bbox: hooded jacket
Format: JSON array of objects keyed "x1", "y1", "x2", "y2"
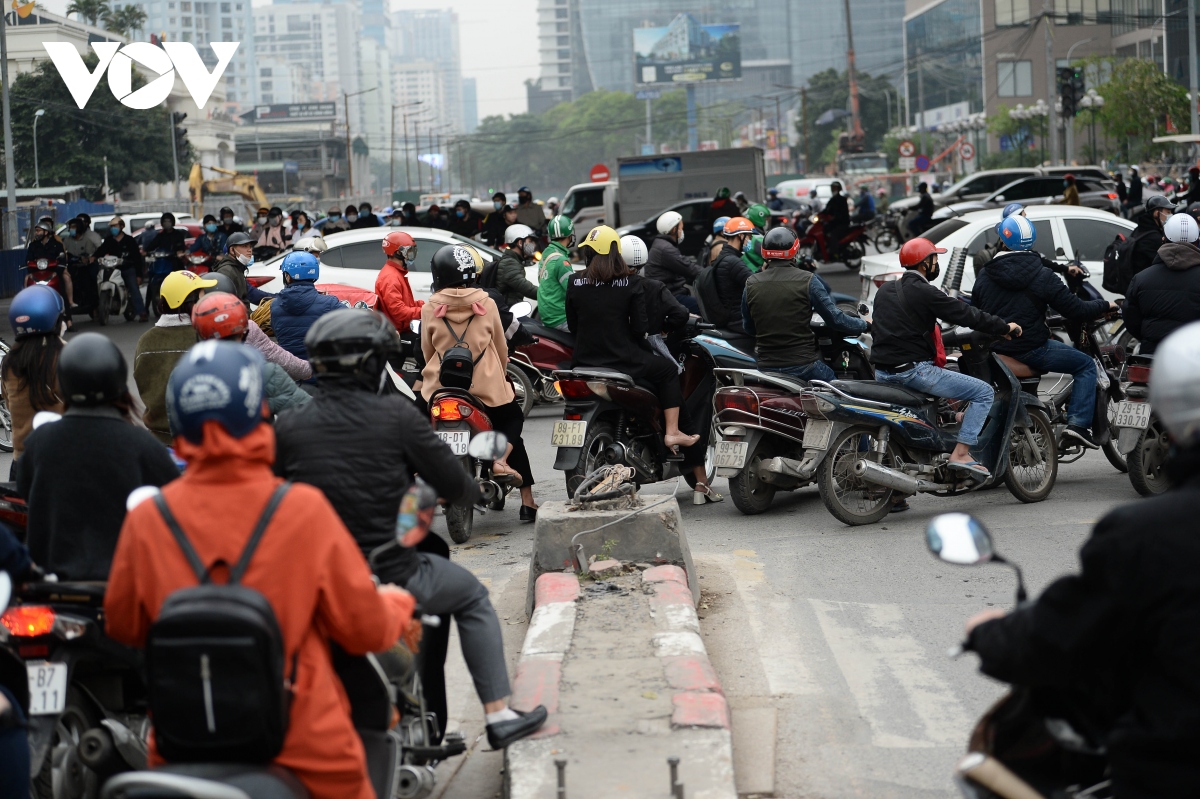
[
  {"x1": 1124, "y1": 242, "x2": 1200, "y2": 353},
  {"x1": 105, "y1": 421, "x2": 415, "y2": 799},
  {"x1": 134, "y1": 317, "x2": 199, "y2": 443},
  {"x1": 271, "y1": 282, "x2": 342, "y2": 361},
  {"x1": 374, "y1": 260, "x2": 424, "y2": 329},
  {"x1": 971, "y1": 249, "x2": 1108, "y2": 356},
  {"x1": 645, "y1": 235, "x2": 701, "y2": 296},
  {"x1": 492, "y1": 251, "x2": 538, "y2": 307},
  {"x1": 420, "y1": 286, "x2": 513, "y2": 407},
  {"x1": 711, "y1": 243, "x2": 753, "y2": 332}
]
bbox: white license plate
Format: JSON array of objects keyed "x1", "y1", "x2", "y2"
[
  {"x1": 803, "y1": 420, "x2": 834, "y2": 450},
  {"x1": 26, "y1": 661, "x2": 68, "y2": 715},
  {"x1": 1114, "y1": 401, "x2": 1151, "y2": 431},
  {"x1": 713, "y1": 441, "x2": 748, "y2": 469},
  {"x1": 436, "y1": 430, "x2": 470, "y2": 456},
  {"x1": 551, "y1": 420, "x2": 588, "y2": 448}
]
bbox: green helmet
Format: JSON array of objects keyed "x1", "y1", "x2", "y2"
[
  {"x1": 716, "y1": 187, "x2": 731, "y2": 199},
  {"x1": 547, "y1": 214, "x2": 574, "y2": 239},
  {"x1": 746, "y1": 204, "x2": 771, "y2": 230},
  {"x1": 742, "y1": 234, "x2": 764, "y2": 273}
]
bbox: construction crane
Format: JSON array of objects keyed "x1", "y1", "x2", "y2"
[
  {"x1": 188, "y1": 163, "x2": 271, "y2": 219},
  {"x1": 839, "y1": 0, "x2": 866, "y2": 156}
]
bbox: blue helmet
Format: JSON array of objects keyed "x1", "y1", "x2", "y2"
[
  {"x1": 1001, "y1": 202, "x2": 1025, "y2": 219},
  {"x1": 9, "y1": 284, "x2": 63, "y2": 339},
  {"x1": 712, "y1": 216, "x2": 731, "y2": 235},
  {"x1": 998, "y1": 214, "x2": 1036, "y2": 251},
  {"x1": 166, "y1": 340, "x2": 266, "y2": 444},
  {"x1": 281, "y1": 251, "x2": 319, "y2": 281}
]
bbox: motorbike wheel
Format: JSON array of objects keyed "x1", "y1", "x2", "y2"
[
  {"x1": 34, "y1": 687, "x2": 103, "y2": 799},
  {"x1": 873, "y1": 228, "x2": 900, "y2": 253},
  {"x1": 729, "y1": 440, "x2": 777, "y2": 515},
  {"x1": 841, "y1": 240, "x2": 866, "y2": 270},
  {"x1": 1128, "y1": 418, "x2": 1171, "y2": 496},
  {"x1": 96, "y1": 289, "x2": 111, "y2": 326},
  {"x1": 1004, "y1": 408, "x2": 1058, "y2": 503},
  {"x1": 1102, "y1": 398, "x2": 1129, "y2": 473},
  {"x1": 507, "y1": 363, "x2": 536, "y2": 418},
  {"x1": 445, "y1": 503, "x2": 474, "y2": 544},
  {"x1": 816, "y1": 427, "x2": 893, "y2": 526},
  {"x1": 564, "y1": 421, "x2": 617, "y2": 498},
  {"x1": 0, "y1": 396, "x2": 13, "y2": 453}
]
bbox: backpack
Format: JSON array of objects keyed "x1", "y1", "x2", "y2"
[
  {"x1": 145, "y1": 483, "x2": 295, "y2": 764},
  {"x1": 1102, "y1": 230, "x2": 1149, "y2": 295},
  {"x1": 694, "y1": 265, "x2": 730, "y2": 327},
  {"x1": 439, "y1": 316, "x2": 483, "y2": 390},
  {"x1": 477, "y1": 259, "x2": 499, "y2": 289}
]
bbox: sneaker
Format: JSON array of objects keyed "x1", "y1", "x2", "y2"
[
  {"x1": 486, "y1": 706, "x2": 548, "y2": 749},
  {"x1": 1064, "y1": 425, "x2": 1100, "y2": 450}
]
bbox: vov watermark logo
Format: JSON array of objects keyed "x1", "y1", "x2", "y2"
[{"x1": 43, "y1": 42, "x2": 239, "y2": 110}]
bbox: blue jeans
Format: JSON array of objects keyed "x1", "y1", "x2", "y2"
[
  {"x1": 1015, "y1": 339, "x2": 1096, "y2": 427},
  {"x1": 876, "y1": 361, "x2": 994, "y2": 446},
  {"x1": 674, "y1": 293, "x2": 699, "y2": 315},
  {"x1": 764, "y1": 360, "x2": 836, "y2": 382},
  {"x1": 121, "y1": 267, "x2": 147, "y2": 316}
]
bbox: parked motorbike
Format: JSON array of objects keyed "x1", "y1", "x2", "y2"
[
  {"x1": 798, "y1": 213, "x2": 870, "y2": 270},
  {"x1": 925, "y1": 513, "x2": 1111, "y2": 799},
  {"x1": 428, "y1": 394, "x2": 512, "y2": 543},
  {"x1": 95, "y1": 256, "x2": 134, "y2": 327},
  {"x1": 1114, "y1": 355, "x2": 1169, "y2": 496}
]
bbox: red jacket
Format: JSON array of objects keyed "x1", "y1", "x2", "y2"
[{"x1": 375, "y1": 260, "x2": 423, "y2": 329}]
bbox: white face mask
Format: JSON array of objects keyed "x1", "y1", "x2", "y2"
[
  {"x1": 677, "y1": 230, "x2": 685, "y2": 244},
  {"x1": 522, "y1": 241, "x2": 537, "y2": 257},
  {"x1": 236, "y1": 251, "x2": 253, "y2": 266}
]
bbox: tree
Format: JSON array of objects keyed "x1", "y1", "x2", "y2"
[
  {"x1": 5, "y1": 58, "x2": 181, "y2": 198},
  {"x1": 104, "y1": 3, "x2": 146, "y2": 36},
  {"x1": 1095, "y1": 58, "x2": 1188, "y2": 162},
  {"x1": 66, "y1": 0, "x2": 110, "y2": 26},
  {"x1": 797, "y1": 68, "x2": 900, "y2": 169}
]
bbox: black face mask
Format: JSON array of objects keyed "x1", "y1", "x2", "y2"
[{"x1": 925, "y1": 259, "x2": 941, "y2": 282}]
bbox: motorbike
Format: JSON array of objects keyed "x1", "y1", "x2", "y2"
[
  {"x1": 511, "y1": 317, "x2": 575, "y2": 415},
  {"x1": 24, "y1": 259, "x2": 63, "y2": 294},
  {"x1": 925, "y1": 513, "x2": 1111, "y2": 799},
  {"x1": 794, "y1": 327, "x2": 1057, "y2": 526},
  {"x1": 427, "y1": 395, "x2": 514, "y2": 543},
  {"x1": 869, "y1": 210, "x2": 904, "y2": 253},
  {"x1": 147, "y1": 250, "x2": 177, "y2": 321},
  {"x1": 95, "y1": 256, "x2": 134, "y2": 326},
  {"x1": 797, "y1": 213, "x2": 870, "y2": 270},
  {"x1": 1113, "y1": 355, "x2": 1169, "y2": 496},
  {"x1": 183, "y1": 251, "x2": 212, "y2": 275}
]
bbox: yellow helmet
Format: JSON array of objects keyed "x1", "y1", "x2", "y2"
[
  {"x1": 578, "y1": 224, "x2": 621, "y2": 256},
  {"x1": 160, "y1": 269, "x2": 218, "y2": 311}
]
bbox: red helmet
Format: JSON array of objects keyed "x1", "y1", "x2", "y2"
[
  {"x1": 382, "y1": 230, "x2": 417, "y2": 262},
  {"x1": 898, "y1": 237, "x2": 947, "y2": 269},
  {"x1": 192, "y1": 292, "x2": 249, "y2": 340},
  {"x1": 760, "y1": 226, "x2": 799, "y2": 260}
]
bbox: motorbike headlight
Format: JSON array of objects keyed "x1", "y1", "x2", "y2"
[{"x1": 809, "y1": 214, "x2": 819, "y2": 224}]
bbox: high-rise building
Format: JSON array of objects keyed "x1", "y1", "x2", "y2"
[
  {"x1": 256, "y1": 56, "x2": 311, "y2": 105},
  {"x1": 463, "y1": 77, "x2": 478, "y2": 133},
  {"x1": 390, "y1": 9, "x2": 463, "y2": 132},
  {"x1": 252, "y1": 2, "x2": 360, "y2": 104},
  {"x1": 358, "y1": 36, "x2": 393, "y2": 166}
]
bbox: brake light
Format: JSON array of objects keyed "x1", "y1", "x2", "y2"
[
  {"x1": 715, "y1": 389, "x2": 759, "y2": 414},
  {"x1": 557, "y1": 380, "x2": 594, "y2": 400},
  {"x1": 1127, "y1": 364, "x2": 1152, "y2": 384},
  {"x1": 872, "y1": 271, "x2": 904, "y2": 288},
  {"x1": 431, "y1": 398, "x2": 473, "y2": 421},
  {"x1": 1, "y1": 606, "x2": 56, "y2": 637},
  {"x1": 246, "y1": 275, "x2": 274, "y2": 287},
  {"x1": 1106, "y1": 193, "x2": 1118, "y2": 200}
]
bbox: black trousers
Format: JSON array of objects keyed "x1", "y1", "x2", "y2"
[
  {"x1": 637, "y1": 354, "x2": 684, "y2": 410},
  {"x1": 484, "y1": 399, "x2": 534, "y2": 487}
]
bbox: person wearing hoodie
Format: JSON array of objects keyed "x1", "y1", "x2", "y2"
[
  {"x1": 1125, "y1": 213, "x2": 1200, "y2": 354},
  {"x1": 481, "y1": 192, "x2": 508, "y2": 247},
  {"x1": 711, "y1": 217, "x2": 756, "y2": 332},
  {"x1": 271, "y1": 251, "x2": 342, "y2": 362},
  {"x1": 645, "y1": 210, "x2": 701, "y2": 314},
  {"x1": 972, "y1": 214, "x2": 1115, "y2": 449}
]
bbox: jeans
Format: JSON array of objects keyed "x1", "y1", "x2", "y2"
[
  {"x1": 763, "y1": 360, "x2": 836, "y2": 383},
  {"x1": 876, "y1": 361, "x2": 995, "y2": 446},
  {"x1": 674, "y1": 293, "x2": 699, "y2": 315},
  {"x1": 1016, "y1": 339, "x2": 1096, "y2": 427},
  {"x1": 0, "y1": 685, "x2": 28, "y2": 799},
  {"x1": 120, "y1": 268, "x2": 147, "y2": 316}
]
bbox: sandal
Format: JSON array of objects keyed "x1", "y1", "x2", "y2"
[
  {"x1": 948, "y1": 460, "x2": 990, "y2": 479},
  {"x1": 693, "y1": 483, "x2": 724, "y2": 505},
  {"x1": 492, "y1": 463, "x2": 524, "y2": 488},
  {"x1": 890, "y1": 498, "x2": 911, "y2": 513}
]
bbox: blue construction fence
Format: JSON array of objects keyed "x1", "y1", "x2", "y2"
[
  {"x1": 0, "y1": 249, "x2": 29, "y2": 298},
  {"x1": 11, "y1": 199, "x2": 116, "y2": 243}
]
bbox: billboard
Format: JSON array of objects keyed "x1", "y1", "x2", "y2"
[
  {"x1": 240, "y1": 103, "x2": 338, "y2": 124},
  {"x1": 634, "y1": 15, "x2": 740, "y2": 86}
]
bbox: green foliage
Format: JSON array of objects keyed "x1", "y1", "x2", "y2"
[
  {"x1": 1095, "y1": 58, "x2": 1189, "y2": 161},
  {"x1": 105, "y1": 4, "x2": 146, "y2": 35},
  {"x1": 7, "y1": 58, "x2": 181, "y2": 198},
  {"x1": 66, "y1": 0, "x2": 109, "y2": 25},
  {"x1": 797, "y1": 68, "x2": 901, "y2": 169}
]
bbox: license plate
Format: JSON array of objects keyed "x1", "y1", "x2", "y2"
[
  {"x1": 436, "y1": 430, "x2": 470, "y2": 456},
  {"x1": 26, "y1": 661, "x2": 67, "y2": 715},
  {"x1": 803, "y1": 420, "x2": 834, "y2": 449},
  {"x1": 713, "y1": 441, "x2": 748, "y2": 469},
  {"x1": 551, "y1": 420, "x2": 588, "y2": 448},
  {"x1": 1113, "y1": 401, "x2": 1151, "y2": 431}
]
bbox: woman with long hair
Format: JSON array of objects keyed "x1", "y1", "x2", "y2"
[{"x1": 2, "y1": 285, "x2": 65, "y2": 461}]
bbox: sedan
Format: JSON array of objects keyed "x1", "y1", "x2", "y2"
[{"x1": 933, "y1": 175, "x2": 1120, "y2": 220}]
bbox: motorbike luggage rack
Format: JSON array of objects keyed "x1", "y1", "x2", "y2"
[{"x1": 806, "y1": 379, "x2": 894, "y2": 410}]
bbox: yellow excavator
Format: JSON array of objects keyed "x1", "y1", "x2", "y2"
[{"x1": 188, "y1": 164, "x2": 271, "y2": 218}]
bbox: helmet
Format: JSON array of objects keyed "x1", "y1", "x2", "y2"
[
  {"x1": 1063, "y1": 173, "x2": 1075, "y2": 182},
  {"x1": 1001, "y1": 202, "x2": 1025, "y2": 219},
  {"x1": 306, "y1": 308, "x2": 402, "y2": 379},
  {"x1": 226, "y1": 231, "x2": 253, "y2": 248},
  {"x1": 1189, "y1": 166, "x2": 1199, "y2": 175},
  {"x1": 293, "y1": 235, "x2": 327, "y2": 254},
  {"x1": 1151, "y1": 322, "x2": 1200, "y2": 447},
  {"x1": 578, "y1": 225, "x2": 621, "y2": 256},
  {"x1": 761, "y1": 226, "x2": 799, "y2": 260},
  {"x1": 899, "y1": 237, "x2": 948, "y2": 269},
  {"x1": 206, "y1": 271, "x2": 238, "y2": 295},
  {"x1": 219, "y1": 206, "x2": 234, "y2": 218},
  {"x1": 722, "y1": 217, "x2": 755, "y2": 236},
  {"x1": 280, "y1": 251, "x2": 319, "y2": 281},
  {"x1": 745, "y1": 204, "x2": 770, "y2": 230},
  {"x1": 8, "y1": 285, "x2": 63, "y2": 338},
  {"x1": 877, "y1": 188, "x2": 887, "y2": 197},
  {"x1": 712, "y1": 216, "x2": 730, "y2": 235},
  {"x1": 1146, "y1": 194, "x2": 1175, "y2": 212},
  {"x1": 768, "y1": 188, "x2": 778, "y2": 196},
  {"x1": 1165, "y1": 213, "x2": 1200, "y2": 243},
  {"x1": 160, "y1": 270, "x2": 218, "y2": 311},
  {"x1": 166, "y1": 340, "x2": 266, "y2": 444},
  {"x1": 547, "y1": 196, "x2": 560, "y2": 206},
  {"x1": 431, "y1": 244, "x2": 481, "y2": 289},
  {"x1": 656, "y1": 210, "x2": 683, "y2": 235},
  {"x1": 830, "y1": 181, "x2": 843, "y2": 192},
  {"x1": 58, "y1": 333, "x2": 126, "y2": 407},
  {"x1": 504, "y1": 224, "x2": 535, "y2": 245},
  {"x1": 619, "y1": 235, "x2": 648, "y2": 268},
  {"x1": 382, "y1": 230, "x2": 417, "y2": 261},
  {"x1": 547, "y1": 215, "x2": 574, "y2": 239},
  {"x1": 716, "y1": 187, "x2": 731, "y2": 199},
  {"x1": 998, "y1": 215, "x2": 1036, "y2": 251},
  {"x1": 192, "y1": 292, "x2": 249, "y2": 340}
]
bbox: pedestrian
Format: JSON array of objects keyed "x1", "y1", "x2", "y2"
[
  {"x1": 538, "y1": 216, "x2": 575, "y2": 330},
  {"x1": 1060, "y1": 173, "x2": 1081, "y2": 206},
  {"x1": 93, "y1": 216, "x2": 149, "y2": 322},
  {"x1": 481, "y1": 192, "x2": 508, "y2": 247},
  {"x1": 1, "y1": 286, "x2": 65, "y2": 463},
  {"x1": 513, "y1": 186, "x2": 545, "y2": 234},
  {"x1": 1114, "y1": 171, "x2": 1127, "y2": 211},
  {"x1": 270, "y1": 251, "x2": 342, "y2": 361},
  {"x1": 1126, "y1": 165, "x2": 1143, "y2": 216},
  {"x1": 323, "y1": 205, "x2": 350, "y2": 233},
  {"x1": 448, "y1": 199, "x2": 483, "y2": 239}
]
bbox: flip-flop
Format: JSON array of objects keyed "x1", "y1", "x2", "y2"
[
  {"x1": 948, "y1": 460, "x2": 990, "y2": 479},
  {"x1": 889, "y1": 498, "x2": 911, "y2": 513}
]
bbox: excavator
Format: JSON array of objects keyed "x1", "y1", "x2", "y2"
[{"x1": 188, "y1": 163, "x2": 271, "y2": 219}]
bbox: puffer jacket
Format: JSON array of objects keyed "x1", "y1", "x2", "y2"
[
  {"x1": 712, "y1": 243, "x2": 753, "y2": 333},
  {"x1": 213, "y1": 254, "x2": 249, "y2": 306},
  {"x1": 246, "y1": 320, "x2": 312, "y2": 381},
  {"x1": 493, "y1": 251, "x2": 538, "y2": 307},
  {"x1": 971, "y1": 250, "x2": 1108, "y2": 355},
  {"x1": 271, "y1": 282, "x2": 342, "y2": 361},
  {"x1": 1125, "y1": 242, "x2": 1200, "y2": 353},
  {"x1": 264, "y1": 361, "x2": 310, "y2": 415},
  {"x1": 645, "y1": 235, "x2": 701, "y2": 296},
  {"x1": 1129, "y1": 213, "x2": 1166, "y2": 279},
  {"x1": 419, "y1": 286, "x2": 513, "y2": 407}
]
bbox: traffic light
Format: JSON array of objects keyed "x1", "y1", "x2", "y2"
[
  {"x1": 172, "y1": 111, "x2": 188, "y2": 155},
  {"x1": 1057, "y1": 66, "x2": 1085, "y2": 118},
  {"x1": 1070, "y1": 69, "x2": 1086, "y2": 114}
]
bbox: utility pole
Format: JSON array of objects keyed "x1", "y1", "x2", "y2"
[
  {"x1": 843, "y1": 0, "x2": 864, "y2": 145},
  {"x1": 389, "y1": 103, "x2": 396, "y2": 200},
  {"x1": 1189, "y1": 0, "x2": 1199, "y2": 150},
  {"x1": 1044, "y1": 2, "x2": 1060, "y2": 166},
  {"x1": 917, "y1": 49, "x2": 926, "y2": 156},
  {"x1": 645, "y1": 96, "x2": 652, "y2": 153},
  {"x1": 1, "y1": 5, "x2": 18, "y2": 248},
  {"x1": 343, "y1": 91, "x2": 353, "y2": 197},
  {"x1": 686, "y1": 85, "x2": 698, "y2": 151},
  {"x1": 774, "y1": 94, "x2": 783, "y2": 174},
  {"x1": 801, "y1": 87, "x2": 809, "y2": 173},
  {"x1": 402, "y1": 111, "x2": 413, "y2": 192},
  {"x1": 169, "y1": 112, "x2": 180, "y2": 199}
]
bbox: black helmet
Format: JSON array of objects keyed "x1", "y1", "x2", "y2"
[
  {"x1": 226, "y1": 231, "x2": 253, "y2": 248},
  {"x1": 1146, "y1": 194, "x2": 1175, "y2": 212},
  {"x1": 57, "y1": 332, "x2": 127, "y2": 407},
  {"x1": 206, "y1": 271, "x2": 239, "y2": 295},
  {"x1": 305, "y1": 308, "x2": 401, "y2": 381},
  {"x1": 761, "y1": 226, "x2": 800, "y2": 260},
  {"x1": 219, "y1": 206, "x2": 234, "y2": 218},
  {"x1": 431, "y1": 244, "x2": 481, "y2": 290}
]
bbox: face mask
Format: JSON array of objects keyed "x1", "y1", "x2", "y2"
[
  {"x1": 257, "y1": 215, "x2": 267, "y2": 223},
  {"x1": 741, "y1": 238, "x2": 752, "y2": 254},
  {"x1": 205, "y1": 223, "x2": 218, "y2": 233},
  {"x1": 360, "y1": 208, "x2": 370, "y2": 216},
  {"x1": 110, "y1": 226, "x2": 121, "y2": 236},
  {"x1": 236, "y1": 251, "x2": 253, "y2": 266},
  {"x1": 677, "y1": 230, "x2": 685, "y2": 244},
  {"x1": 67, "y1": 229, "x2": 77, "y2": 238},
  {"x1": 162, "y1": 224, "x2": 173, "y2": 231},
  {"x1": 347, "y1": 213, "x2": 358, "y2": 223},
  {"x1": 522, "y1": 241, "x2": 536, "y2": 256},
  {"x1": 926, "y1": 260, "x2": 941, "y2": 281},
  {"x1": 221, "y1": 216, "x2": 233, "y2": 224},
  {"x1": 456, "y1": 209, "x2": 465, "y2": 218},
  {"x1": 1063, "y1": 180, "x2": 1069, "y2": 188},
  {"x1": 493, "y1": 201, "x2": 503, "y2": 211}
]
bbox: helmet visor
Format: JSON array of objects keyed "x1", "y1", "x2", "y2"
[{"x1": 399, "y1": 244, "x2": 417, "y2": 263}]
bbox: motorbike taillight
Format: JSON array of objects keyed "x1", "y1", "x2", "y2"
[
  {"x1": 557, "y1": 379, "x2": 594, "y2": 400},
  {"x1": 715, "y1": 389, "x2": 759, "y2": 414},
  {"x1": 432, "y1": 398, "x2": 472, "y2": 421},
  {"x1": 1, "y1": 605, "x2": 56, "y2": 637},
  {"x1": 1127, "y1": 365, "x2": 1152, "y2": 384}
]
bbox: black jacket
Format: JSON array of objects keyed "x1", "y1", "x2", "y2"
[
  {"x1": 448, "y1": 211, "x2": 482, "y2": 239},
  {"x1": 969, "y1": 470, "x2": 1200, "y2": 799},
  {"x1": 824, "y1": 193, "x2": 850, "y2": 226},
  {"x1": 645, "y1": 235, "x2": 700, "y2": 296},
  {"x1": 17, "y1": 408, "x2": 179, "y2": 580},
  {"x1": 972, "y1": 250, "x2": 1108, "y2": 355},
  {"x1": 870, "y1": 270, "x2": 1010, "y2": 368},
  {"x1": 25, "y1": 237, "x2": 64, "y2": 263},
  {"x1": 711, "y1": 243, "x2": 752, "y2": 333},
  {"x1": 1129, "y1": 213, "x2": 1165, "y2": 279},
  {"x1": 94, "y1": 233, "x2": 145, "y2": 275},
  {"x1": 1124, "y1": 243, "x2": 1200, "y2": 353},
  {"x1": 1127, "y1": 176, "x2": 1143, "y2": 205},
  {"x1": 632, "y1": 274, "x2": 688, "y2": 336},
  {"x1": 481, "y1": 211, "x2": 507, "y2": 248},
  {"x1": 566, "y1": 275, "x2": 656, "y2": 378},
  {"x1": 273, "y1": 379, "x2": 476, "y2": 583},
  {"x1": 916, "y1": 192, "x2": 935, "y2": 218}
]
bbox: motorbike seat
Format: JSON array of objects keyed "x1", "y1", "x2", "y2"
[
  {"x1": 20, "y1": 581, "x2": 106, "y2": 605},
  {"x1": 102, "y1": 764, "x2": 308, "y2": 799},
  {"x1": 522, "y1": 320, "x2": 575, "y2": 349},
  {"x1": 714, "y1": 330, "x2": 756, "y2": 353},
  {"x1": 830, "y1": 380, "x2": 930, "y2": 407},
  {"x1": 996, "y1": 353, "x2": 1043, "y2": 379},
  {"x1": 556, "y1": 367, "x2": 635, "y2": 385}
]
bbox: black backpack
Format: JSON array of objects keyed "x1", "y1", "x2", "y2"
[
  {"x1": 1102, "y1": 230, "x2": 1149, "y2": 295},
  {"x1": 439, "y1": 316, "x2": 483, "y2": 390},
  {"x1": 694, "y1": 265, "x2": 730, "y2": 327},
  {"x1": 145, "y1": 483, "x2": 296, "y2": 764}
]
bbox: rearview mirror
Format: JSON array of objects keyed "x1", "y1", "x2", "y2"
[
  {"x1": 0, "y1": 571, "x2": 10, "y2": 615},
  {"x1": 994, "y1": 195, "x2": 1005, "y2": 202},
  {"x1": 1055, "y1": 247, "x2": 1065, "y2": 257},
  {"x1": 925, "y1": 513, "x2": 995, "y2": 566},
  {"x1": 468, "y1": 430, "x2": 509, "y2": 461},
  {"x1": 509, "y1": 301, "x2": 533, "y2": 320}
]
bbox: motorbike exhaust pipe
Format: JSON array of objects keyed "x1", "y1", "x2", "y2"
[
  {"x1": 478, "y1": 480, "x2": 501, "y2": 503},
  {"x1": 395, "y1": 763, "x2": 437, "y2": 799},
  {"x1": 852, "y1": 459, "x2": 948, "y2": 495},
  {"x1": 79, "y1": 727, "x2": 124, "y2": 777}
]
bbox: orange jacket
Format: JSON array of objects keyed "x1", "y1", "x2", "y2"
[
  {"x1": 105, "y1": 421, "x2": 414, "y2": 799},
  {"x1": 375, "y1": 260, "x2": 424, "y2": 329}
]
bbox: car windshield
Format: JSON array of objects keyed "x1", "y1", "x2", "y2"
[
  {"x1": 939, "y1": 175, "x2": 976, "y2": 196},
  {"x1": 922, "y1": 219, "x2": 969, "y2": 244}
]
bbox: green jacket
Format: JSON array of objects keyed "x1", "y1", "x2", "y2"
[
  {"x1": 133, "y1": 321, "x2": 198, "y2": 443},
  {"x1": 495, "y1": 251, "x2": 539, "y2": 307},
  {"x1": 536, "y1": 241, "x2": 573, "y2": 327},
  {"x1": 264, "y1": 361, "x2": 311, "y2": 416}
]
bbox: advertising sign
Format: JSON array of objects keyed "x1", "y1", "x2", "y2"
[
  {"x1": 242, "y1": 103, "x2": 338, "y2": 124},
  {"x1": 634, "y1": 15, "x2": 740, "y2": 85}
]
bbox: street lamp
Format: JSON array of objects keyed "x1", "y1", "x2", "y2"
[
  {"x1": 32, "y1": 108, "x2": 44, "y2": 188},
  {"x1": 1079, "y1": 89, "x2": 1105, "y2": 164}
]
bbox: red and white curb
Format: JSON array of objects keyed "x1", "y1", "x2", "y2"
[{"x1": 508, "y1": 572, "x2": 579, "y2": 738}]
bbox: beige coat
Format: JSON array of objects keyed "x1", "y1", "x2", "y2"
[{"x1": 420, "y1": 287, "x2": 514, "y2": 408}]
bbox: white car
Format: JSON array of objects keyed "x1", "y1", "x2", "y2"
[
  {"x1": 247, "y1": 227, "x2": 539, "y2": 299},
  {"x1": 858, "y1": 205, "x2": 1135, "y2": 308}
]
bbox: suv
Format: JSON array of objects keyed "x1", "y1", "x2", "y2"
[
  {"x1": 888, "y1": 169, "x2": 1039, "y2": 214},
  {"x1": 933, "y1": 174, "x2": 1120, "y2": 218}
]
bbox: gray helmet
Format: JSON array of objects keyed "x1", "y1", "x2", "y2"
[
  {"x1": 226, "y1": 231, "x2": 254, "y2": 248},
  {"x1": 1145, "y1": 194, "x2": 1175, "y2": 212},
  {"x1": 1150, "y1": 321, "x2": 1200, "y2": 448}
]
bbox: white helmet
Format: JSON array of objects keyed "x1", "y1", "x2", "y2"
[
  {"x1": 1151, "y1": 321, "x2": 1200, "y2": 447},
  {"x1": 547, "y1": 196, "x2": 559, "y2": 206},
  {"x1": 1164, "y1": 213, "x2": 1199, "y2": 243},
  {"x1": 504, "y1": 223, "x2": 535, "y2": 245},
  {"x1": 656, "y1": 210, "x2": 683, "y2": 236},
  {"x1": 620, "y1": 235, "x2": 648, "y2": 268},
  {"x1": 293, "y1": 234, "x2": 328, "y2": 254}
]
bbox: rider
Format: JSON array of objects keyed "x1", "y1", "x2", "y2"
[
  {"x1": 94, "y1": 215, "x2": 148, "y2": 321},
  {"x1": 206, "y1": 270, "x2": 311, "y2": 382},
  {"x1": 255, "y1": 206, "x2": 289, "y2": 253},
  {"x1": 823, "y1": 181, "x2": 852, "y2": 255},
  {"x1": 1125, "y1": 213, "x2": 1200, "y2": 354},
  {"x1": 972, "y1": 215, "x2": 1115, "y2": 449},
  {"x1": 742, "y1": 227, "x2": 868, "y2": 382},
  {"x1": 323, "y1": 205, "x2": 350, "y2": 233},
  {"x1": 712, "y1": 217, "x2": 755, "y2": 333},
  {"x1": 274, "y1": 308, "x2": 549, "y2": 749},
  {"x1": 707, "y1": 187, "x2": 737, "y2": 228},
  {"x1": 188, "y1": 214, "x2": 227, "y2": 261},
  {"x1": 106, "y1": 340, "x2": 419, "y2": 799},
  {"x1": 18, "y1": 333, "x2": 179, "y2": 581},
  {"x1": 271, "y1": 251, "x2": 342, "y2": 362},
  {"x1": 871, "y1": 237, "x2": 1019, "y2": 478},
  {"x1": 25, "y1": 220, "x2": 73, "y2": 327},
  {"x1": 62, "y1": 217, "x2": 99, "y2": 314},
  {"x1": 706, "y1": 216, "x2": 730, "y2": 267},
  {"x1": 537, "y1": 215, "x2": 576, "y2": 331},
  {"x1": 646, "y1": 210, "x2": 701, "y2": 314},
  {"x1": 2, "y1": 285, "x2": 65, "y2": 462},
  {"x1": 908, "y1": 182, "x2": 935, "y2": 238},
  {"x1": 143, "y1": 212, "x2": 189, "y2": 313},
  {"x1": 491, "y1": 224, "x2": 540, "y2": 306},
  {"x1": 376, "y1": 230, "x2": 426, "y2": 366},
  {"x1": 852, "y1": 185, "x2": 876, "y2": 223},
  {"x1": 213, "y1": 230, "x2": 255, "y2": 308},
  {"x1": 767, "y1": 188, "x2": 784, "y2": 211},
  {"x1": 217, "y1": 206, "x2": 243, "y2": 236},
  {"x1": 1129, "y1": 194, "x2": 1174, "y2": 279},
  {"x1": 481, "y1": 192, "x2": 508, "y2": 247},
  {"x1": 964, "y1": 320, "x2": 1200, "y2": 798},
  {"x1": 353, "y1": 202, "x2": 381, "y2": 229}
]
